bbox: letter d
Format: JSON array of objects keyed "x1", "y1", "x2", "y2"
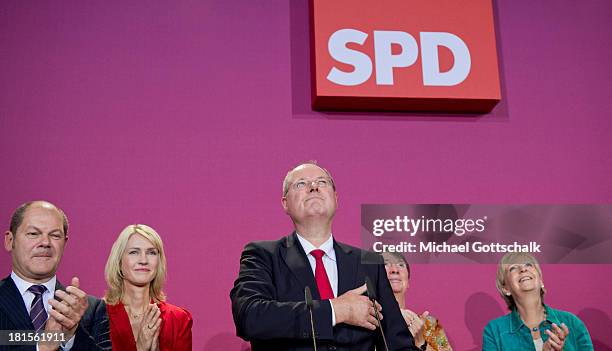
[{"x1": 420, "y1": 32, "x2": 471, "y2": 86}]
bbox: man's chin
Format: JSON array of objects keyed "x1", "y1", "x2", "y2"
[
  {"x1": 30, "y1": 262, "x2": 59, "y2": 276},
  {"x1": 305, "y1": 204, "x2": 332, "y2": 215}
]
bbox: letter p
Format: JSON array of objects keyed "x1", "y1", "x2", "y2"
[{"x1": 374, "y1": 31, "x2": 419, "y2": 85}]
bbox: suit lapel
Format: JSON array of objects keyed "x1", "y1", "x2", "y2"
[
  {"x1": 334, "y1": 241, "x2": 359, "y2": 295},
  {"x1": 280, "y1": 232, "x2": 321, "y2": 299},
  {"x1": 55, "y1": 281, "x2": 65, "y2": 291},
  {"x1": 0, "y1": 276, "x2": 35, "y2": 329}
]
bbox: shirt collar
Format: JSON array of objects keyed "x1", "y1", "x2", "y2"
[
  {"x1": 543, "y1": 304, "x2": 561, "y2": 326},
  {"x1": 509, "y1": 307, "x2": 523, "y2": 333},
  {"x1": 11, "y1": 271, "x2": 56, "y2": 297},
  {"x1": 296, "y1": 232, "x2": 337, "y2": 262},
  {"x1": 510, "y1": 304, "x2": 557, "y2": 333}
]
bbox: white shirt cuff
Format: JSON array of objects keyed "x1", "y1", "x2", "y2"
[
  {"x1": 36, "y1": 333, "x2": 74, "y2": 351},
  {"x1": 61, "y1": 334, "x2": 76, "y2": 350},
  {"x1": 329, "y1": 299, "x2": 337, "y2": 326}
]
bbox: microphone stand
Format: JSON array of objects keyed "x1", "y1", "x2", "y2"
[
  {"x1": 366, "y1": 277, "x2": 389, "y2": 351},
  {"x1": 304, "y1": 286, "x2": 318, "y2": 351}
]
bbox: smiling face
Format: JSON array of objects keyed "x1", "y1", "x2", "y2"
[
  {"x1": 496, "y1": 253, "x2": 546, "y2": 310},
  {"x1": 281, "y1": 164, "x2": 338, "y2": 224},
  {"x1": 383, "y1": 252, "x2": 410, "y2": 295},
  {"x1": 503, "y1": 261, "x2": 542, "y2": 296},
  {"x1": 4, "y1": 203, "x2": 67, "y2": 283},
  {"x1": 121, "y1": 234, "x2": 159, "y2": 288}
]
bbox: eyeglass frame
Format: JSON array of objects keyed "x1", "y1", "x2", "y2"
[{"x1": 283, "y1": 176, "x2": 336, "y2": 196}]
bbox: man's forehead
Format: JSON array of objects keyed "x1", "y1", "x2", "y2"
[
  {"x1": 290, "y1": 164, "x2": 327, "y2": 179},
  {"x1": 20, "y1": 205, "x2": 63, "y2": 229}
]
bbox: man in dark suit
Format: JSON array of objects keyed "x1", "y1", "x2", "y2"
[
  {"x1": 231, "y1": 162, "x2": 420, "y2": 350},
  {"x1": 1, "y1": 201, "x2": 111, "y2": 351}
]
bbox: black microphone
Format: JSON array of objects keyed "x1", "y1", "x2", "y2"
[
  {"x1": 365, "y1": 277, "x2": 389, "y2": 351},
  {"x1": 304, "y1": 286, "x2": 318, "y2": 351}
]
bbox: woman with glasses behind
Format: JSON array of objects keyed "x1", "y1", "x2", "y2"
[
  {"x1": 483, "y1": 252, "x2": 593, "y2": 351},
  {"x1": 104, "y1": 224, "x2": 192, "y2": 351},
  {"x1": 382, "y1": 252, "x2": 453, "y2": 351}
]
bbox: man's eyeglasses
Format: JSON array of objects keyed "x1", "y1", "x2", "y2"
[{"x1": 289, "y1": 177, "x2": 333, "y2": 192}]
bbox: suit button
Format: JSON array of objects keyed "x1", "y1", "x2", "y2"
[
  {"x1": 303, "y1": 332, "x2": 309, "y2": 338},
  {"x1": 329, "y1": 346, "x2": 336, "y2": 350}
]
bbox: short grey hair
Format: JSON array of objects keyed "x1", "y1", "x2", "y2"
[{"x1": 495, "y1": 252, "x2": 545, "y2": 310}]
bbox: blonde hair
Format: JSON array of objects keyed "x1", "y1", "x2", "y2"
[
  {"x1": 104, "y1": 224, "x2": 167, "y2": 304},
  {"x1": 495, "y1": 252, "x2": 545, "y2": 310}
]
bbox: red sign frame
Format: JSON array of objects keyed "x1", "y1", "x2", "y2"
[{"x1": 310, "y1": 0, "x2": 501, "y2": 113}]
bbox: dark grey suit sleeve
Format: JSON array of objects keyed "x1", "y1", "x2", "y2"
[
  {"x1": 373, "y1": 258, "x2": 420, "y2": 351},
  {"x1": 72, "y1": 297, "x2": 111, "y2": 351},
  {"x1": 230, "y1": 242, "x2": 334, "y2": 341}
]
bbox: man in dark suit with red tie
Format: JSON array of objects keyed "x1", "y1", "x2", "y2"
[
  {"x1": 231, "y1": 162, "x2": 420, "y2": 350},
  {"x1": 1, "y1": 201, "x2": 110, "y2": 351}
]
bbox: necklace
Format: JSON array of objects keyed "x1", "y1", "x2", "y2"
[
  {"x1": 126, "y1": 305, "x2": 145, "y2": 319},
  {"x1": 526, "y1": 307, "x2": 547, "y2": 332}
]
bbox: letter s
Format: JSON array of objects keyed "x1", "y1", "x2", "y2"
[{"x1": 327, "y1": 29, "x2": 372, "y2": 86}]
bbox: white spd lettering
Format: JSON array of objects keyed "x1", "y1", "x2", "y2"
[{"x1": 327, "y1": 29, "x2": 471, "y2": 87}]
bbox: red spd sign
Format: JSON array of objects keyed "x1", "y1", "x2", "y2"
[{"x1": 310, "y1": 0, "x2": 501, "y2": 113}]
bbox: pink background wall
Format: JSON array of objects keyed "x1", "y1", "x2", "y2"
[{"x1": 1, "y1": 1, "x2": 611, "y2": 350}]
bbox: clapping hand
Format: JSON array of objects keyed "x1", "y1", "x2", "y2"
[
  {"x1": 39, "y1": 277, "x2": 89, "y2": 351},
  {"x1": 401, "y1": 309, "x2": 429, "y2": 349},
  {"x1": 136, "y1": 304, "x2": 161, "y2": 351},
  {"x1": 49, "y1": 277, "x2": 89, "y2": 338},
  {"x1": 543, "y1": 322, "x2": 569, "y2": 351}
]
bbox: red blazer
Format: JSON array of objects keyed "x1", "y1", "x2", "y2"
[{"x1": 107, "y1": 300, "x2": 192, "y2": 351}]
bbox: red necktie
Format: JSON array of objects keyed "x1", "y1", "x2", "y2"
[{"x1": 310, "y1": 249, "x2": 334, "y2": 299}]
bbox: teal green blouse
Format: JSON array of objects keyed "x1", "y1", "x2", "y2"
[{"x1": 482, "y1": 304, "x2": 593, "y2": 351}]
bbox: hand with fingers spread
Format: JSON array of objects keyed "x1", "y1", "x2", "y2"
[
  {"x1": 543, "y1": 323, "x2": 569, "y2": 351},
  {"x1": 330, "y1": 284, "x2": 383, "y2": 330},
  {"x1": 401, "y1": 309, "x2": 429, "y2": 348},
  {"x1": 48, "y1": 276, "x2": 89, "y2": 340},
  {"x1": 136, "y1": 303, "x2": 162, "y2": 351}
]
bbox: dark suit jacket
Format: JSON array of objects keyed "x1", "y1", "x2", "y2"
[
  {"x1": 0, "y1": 276, "x2": 111, "y2": 351},
  {"x1": 230, "y1": 232, "x2": 419, "y2": 351}
]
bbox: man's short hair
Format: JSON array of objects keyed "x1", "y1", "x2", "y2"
[
  {"x1": 9, "y1": 201, "x2": 69, "y2": 237},
  {"x1": 282, "y1": 160, "x2": 336, "y2": 196}
]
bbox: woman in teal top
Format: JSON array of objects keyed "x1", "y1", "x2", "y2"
[{"x1": 482, "y1": 252, "x2": 593, "y2": 351}]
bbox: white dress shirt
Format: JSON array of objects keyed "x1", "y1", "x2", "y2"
[
  {"x1": 11, "y1": 271, "x2": 75, "y2": 350},
  {"x1": 296, "y1": 233, "x2": 339, "y2": 325}
]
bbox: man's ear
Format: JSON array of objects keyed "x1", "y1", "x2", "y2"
[
  {"x1": 4, "y1": 231, "x2": 14, "y2": 252},
  {"x1": 281, "y1": 197, "x2": 289, "y2": 213}
]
